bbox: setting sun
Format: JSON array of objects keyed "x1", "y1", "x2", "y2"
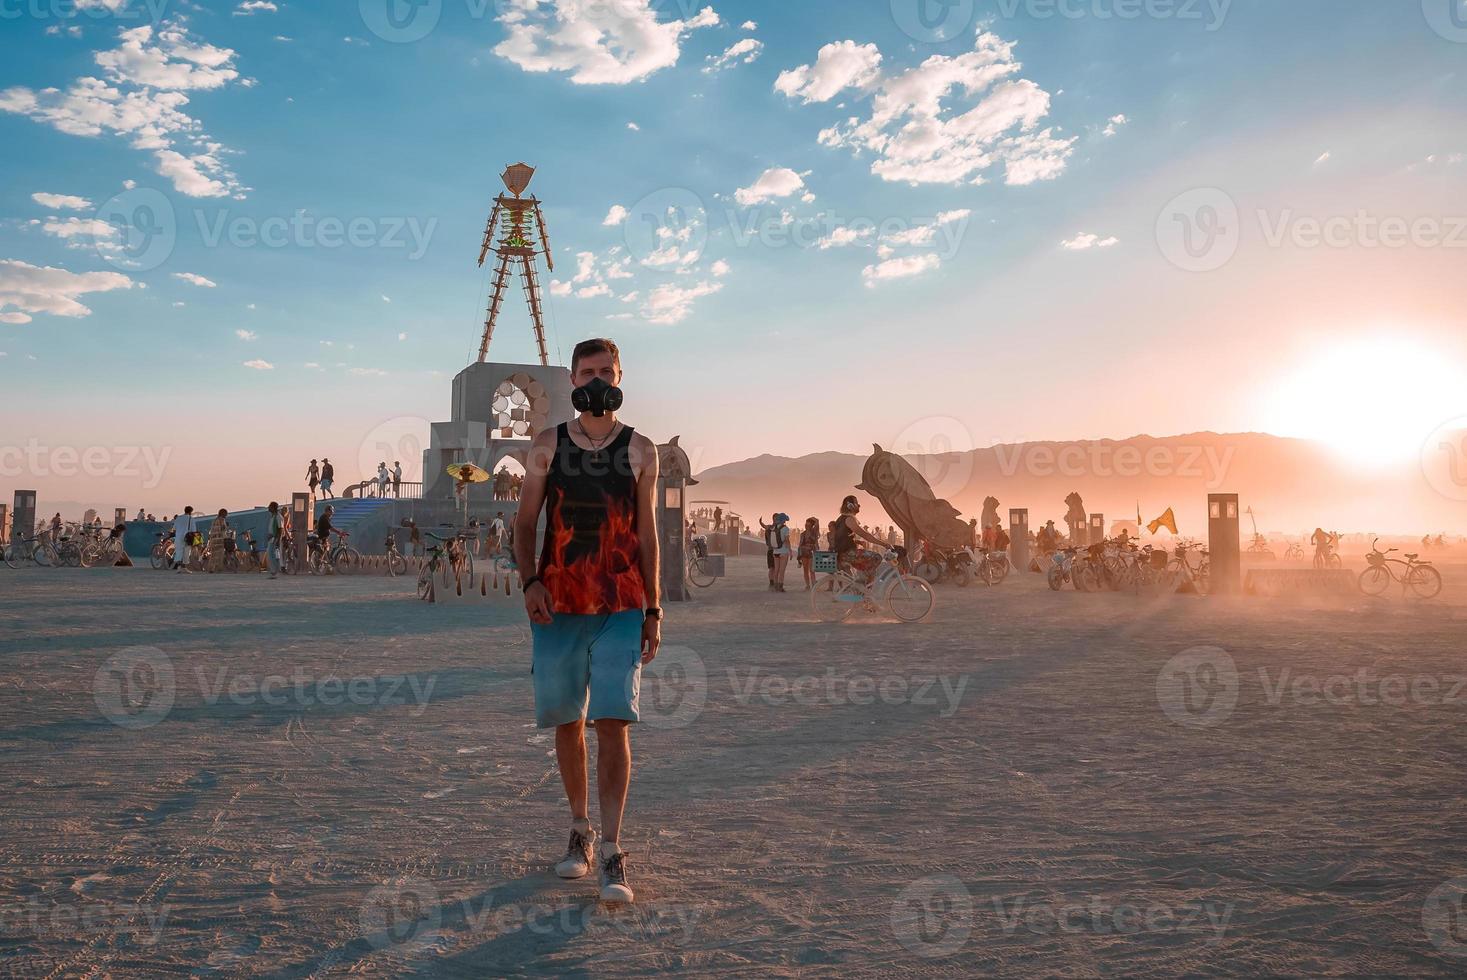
[{"x1": 1263, "y1": 337, "x2": 1467, "y2": 468}]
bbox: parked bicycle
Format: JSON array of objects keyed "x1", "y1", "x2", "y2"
[
  {"x1": 3, "y1": 532, "x2": 57, "y2": 568},
  {"x1": 810, "y1": 547, "x2": 934, "y2": 623},
  {"x1": 417, "y1": 531, "x2": 474, "y2": 601},
  {"x1": 1358, "y1": 537, "x2": 1441, "y2": 599}
]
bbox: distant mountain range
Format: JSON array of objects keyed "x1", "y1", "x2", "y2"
[{"x1": 691, "y1": 432, "x2": 1465, "y2": 537}]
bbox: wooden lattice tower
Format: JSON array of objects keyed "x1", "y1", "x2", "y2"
[{"x1": 477, "y1": 162, "x2": 555, "y2": 365}]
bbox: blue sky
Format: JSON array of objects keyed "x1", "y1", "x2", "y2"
[{"x1": 2, "y1": 0, "x2": 1466, "y2": 508}]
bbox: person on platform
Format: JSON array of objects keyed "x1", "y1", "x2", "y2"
[
  {"x1": 376, "y1": 461, "x2": 390, "y2": 498},
  {"x1": 320, "y1": 458, "x2": 335, "y2": 498},
  {"x1": 392, "y1": 461, "x2": 403, "y2": 497},
  {"x1": 514, "y1": 337, "x2": 661, "y2": 905},
  {"x1": 307, "y1": 459, "x2": 320, "y2": 496}
]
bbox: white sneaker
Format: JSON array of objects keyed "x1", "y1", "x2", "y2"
[
  {"x1": 598, "y1": 841, "x2": 634, "y2": 903},
  {"x1": 555, "y1": 820, "x2": 596, "y2": 879}
]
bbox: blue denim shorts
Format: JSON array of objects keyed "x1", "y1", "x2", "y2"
[{"x1": 530, "y1": 610, "x2": 644, "y2": 728}]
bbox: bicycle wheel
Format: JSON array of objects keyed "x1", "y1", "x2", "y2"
[
  {"x1": 1046, "y1": 565, "x2": 1065, "y2": 591},
  {"x1": 334, "y1": 547, "x2": 363, "y2": 573},
  {"x1": 2, "y1": 544, "x2": 17, "y2": 569},
  {"x1": 912, "y1": 561, "x2": 943, "y2": 584},
  {"x1": 951, "y1": 565, "x2": 972, "y2": 588},
  {"x1": 417, "y1": 563, "x2": 435, "y2": 601},
  {"x1": 687, "y1": 557, "x2": 716, "y2": 588},
  {"x1": 60, "y1": 542, "x2": 82, "y2": 568},
  {"x1": 1357, "y1": 565, "x2": 1391, "y2": 596},
  {"x1": 387, "y1": 551, "x2": 406, "y2": 577},
  {"x1": 1408, "y1": 564, "x2": 1442, "y2": 599},
  {"x1": 886, "y1": 575, "x2": 935, "y2": 623},
  {"x1": 1327, "y1": 554, "x2": 1342, "y2": 569},
  {"x1": 811, "y1": 573, "x2": 859, "y2": 622}
]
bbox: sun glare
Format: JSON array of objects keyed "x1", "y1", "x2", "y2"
[{"x1": 1263, "y1": 337, "x2": 1467, "y2": 468}]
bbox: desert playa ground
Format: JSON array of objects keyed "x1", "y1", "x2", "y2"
[{"x1": 3, "y1": 557, "x2": 1467, "y2": 977}]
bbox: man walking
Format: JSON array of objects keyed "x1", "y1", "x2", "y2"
[
  {"x1": 514, "y1": 338, "x2": 661, "y2": 905},
  {"x1": 320, "y1": 458, "x2": 335, "y2": 498},
  {"x1": 392, "y1": 460, "x2": 402, "y2": 497}
]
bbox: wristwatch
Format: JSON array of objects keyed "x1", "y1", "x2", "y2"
[
  {"x1": 644, "y1": 607, "x2": 663, "y2": 621},
  {"x1": 522, "y1": 574, "x2": 543, "y2": 591}
]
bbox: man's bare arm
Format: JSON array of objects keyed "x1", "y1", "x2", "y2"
[
  {"x1": 632, "y1": 433, "x2": 661, "y2": 609},
  {"x1": 514, "y1": 430, "x2": 555, "y2": 576}
]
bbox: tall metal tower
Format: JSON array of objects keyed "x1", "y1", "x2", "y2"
[{"x1": 477, "y1": 162, "x2": 555, "y2": 365}]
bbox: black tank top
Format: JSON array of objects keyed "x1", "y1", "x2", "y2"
[
  {"x1": 537, "y1": 422, "x2": 645, "y2": 615},
  {"x1": 831, "y1": 515, "x2": 856, "y2": 552}
]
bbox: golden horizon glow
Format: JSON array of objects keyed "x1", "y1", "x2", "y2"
[{"x1": 1262, "y1": 336, "x2": 1467, "y2": 468}]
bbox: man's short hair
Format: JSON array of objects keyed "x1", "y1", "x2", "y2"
[{"x1": 570, "y1": 338, "x2": 621, "y2": 376}]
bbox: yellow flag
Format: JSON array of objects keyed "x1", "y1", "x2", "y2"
[{"x1": 1147, "y1": 507, "x2": 1178, "y2": 535}]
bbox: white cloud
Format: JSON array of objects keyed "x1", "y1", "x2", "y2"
[
  {"x1": 627, "y1": 121, "x2": 640, "y2": 131},
  {"x1": 705, "y1": 38, "x2": 763, "y2": 74},
  {"x1": 235, "y1": 328, "x2": 257, "y2": 340},
  {"x1": 234, "y1": 0, "x2": 278, "y2": 14},
  {"x1": 173, "y1": 271, "x2": 217, "y2": 287},
  {"x1": 605, "y1": 312, "x2": 634, "y2": 320},
  {"x1": 885, "y1": 225, "x2": 936, "y2": 247},
  {"x1": 1313, "y1": 150, "x2": 1331, "y2": 167},
  {"x1": 36, "y1": 216, "x2": 117, "y2": 242},
  {"x1": 0, "y1": 259, "x2": 134, "y2": 322},
  {"x1": 381, "y1": 294, "x2": 391, "y2": 303},
  {"x1": 1060, "y1": 232, "x2": 1119, "y2": 250},
  {"x1": 246, "y1": 302, "x2": 256, "y2": 309},
  {"x1": 817, "y1": 226, "x2": 873, "y2": 250},
  {"x1": 243, "y1": 358, "x2": 273, "y2": 370},
  {"x1": 398, "y1": 332, "x2": 408, "y2": 341},
  {"x1": 710, "y1": 258, "x2": 730, "y2": 277},
  {"x1": 32, "y1": 192, "x2": 92, "y2": 210},
  {"x1": 775, "y1": 40, "x2": 882, "y2": 103},
  {"x1": 936, "y1": 208, "x2": 971, "y2": 225},
  {"x1": 350, "y1": 367, "x2": 388, "y2": 377},
  {"x1": 550, "y1": 279, "x2": 573, "y2": 297},
  {"x1": 172, "y1": 301, "x2": 185, "y2": 307},
  {"x1": 603, "y1": 204, "x2": 629, "y2": 226},
  {"x1": 734, "y1": 167, "x2": 806, "y2": 206},
  {"x1": 787, "y1": 32, "x2": 1073, "y2": 187},
  {"x1": 0, "y1": 24, "x2": 248, "y2": 198},
  {"x1": 862, "y1": 253, "x2": 940, "y2": 287},
  {"x1": 641, "y1": 280, "x2": 722, "y2": 325},
  {"x1": 495, "y1": 0, "x2": 720, "y2": 85},
  {"x1": 304, "y1": 361, "x2": 321, "y2": 369},
  {"x1": 741, "y1": 20, "x2": 757, "y2": 30},
  {"x1": 577, "y1": 282, "x2": 612, "y2": 298},
  {"x1": 1102, "y1": 113, "x2": 1128, "y2": 137}
]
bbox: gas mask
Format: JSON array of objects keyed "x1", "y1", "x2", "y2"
[{"x1": 571, "y1": 377, "x2": 624, "y2": 418}]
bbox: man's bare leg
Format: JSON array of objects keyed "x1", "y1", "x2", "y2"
[
  {"x1": 555, "y1": 719, "x2": 589, "y2": 821},
  {"x1": 594, "y1": 719, "x2": 631, "y2": 843}
]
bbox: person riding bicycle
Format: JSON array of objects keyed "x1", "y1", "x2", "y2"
[
  {"x1": 312, "y1": 505, "x2": 336, "y2": 563},
  {"x1": 832, "y1": 495, "x2": 891, "y2": 582}
]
